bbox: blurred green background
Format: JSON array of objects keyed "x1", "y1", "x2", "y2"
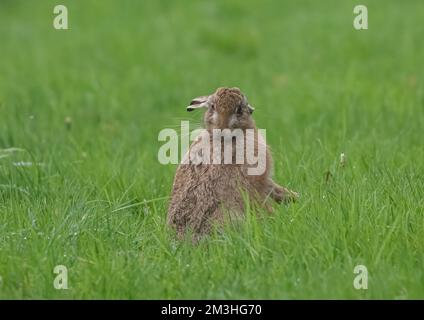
[{"x1": 0, "y1": 0, "x2": 423, "y2": 299}]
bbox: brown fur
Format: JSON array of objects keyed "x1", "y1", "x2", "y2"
[{"x1": 167, "y1": 87, "x2": 298, "y2": 241}]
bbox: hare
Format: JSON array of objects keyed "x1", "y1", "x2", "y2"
[{"x1": 167, "y1": 87, "x2": 298, "y2": 240}]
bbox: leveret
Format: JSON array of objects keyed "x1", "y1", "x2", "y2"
[{"x1": 167, "y1": 87, "x2": 298, "y2": 241}]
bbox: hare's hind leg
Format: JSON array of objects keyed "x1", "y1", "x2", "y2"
[{"x1": 269, "y1": 180, "x2": 299, "y2": 204}]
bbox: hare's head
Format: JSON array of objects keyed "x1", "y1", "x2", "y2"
[{"x1": 187, "y1": 87, "x2": 255, "y2": 130}]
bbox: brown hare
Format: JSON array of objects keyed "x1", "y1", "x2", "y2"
[{"x1": 167, "y1": 87, "x2": 298, "y2": 241}]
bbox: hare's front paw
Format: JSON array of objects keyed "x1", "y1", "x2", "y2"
[
  {"x1": 271, "y1": 185, "x2": 299, "y2": 204},
  {"x1": 284, "y1": 189, "x2": 299, "y2": 203}
]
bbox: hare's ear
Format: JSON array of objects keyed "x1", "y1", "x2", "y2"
[
  {"x1": 187, "y1": 95, "x2": 210, "y2": 112},
  {"x1": 242, "y1": 95, "x2": 255, "y2": 114}
]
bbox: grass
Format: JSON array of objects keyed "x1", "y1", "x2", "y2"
[{"x1": 0, "y1": 0, "x2": 423, "y2": 299}]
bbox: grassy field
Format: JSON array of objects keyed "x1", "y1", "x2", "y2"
[{"x1": 0, "y1": 0, "x2": 423, "y2": 299}]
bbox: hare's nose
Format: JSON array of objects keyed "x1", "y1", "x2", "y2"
[{"x1": 228, "y1": 114, "x2": 238, "y2": 128}]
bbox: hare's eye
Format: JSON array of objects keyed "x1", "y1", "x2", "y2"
[
  {"x1": 236, "y1": 105, "x2": 243, "y2": 115},
  {"x1": 210, "y1": 104, "x2": 215, "y2": 111}
]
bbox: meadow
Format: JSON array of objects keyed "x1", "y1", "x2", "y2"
[{"x1": 0, "y1": 0, "x2": 423, "y2": 299}]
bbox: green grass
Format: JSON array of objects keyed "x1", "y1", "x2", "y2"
[{"x1": 0, "y1": 0, "x2": 423, "y2": 299}]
